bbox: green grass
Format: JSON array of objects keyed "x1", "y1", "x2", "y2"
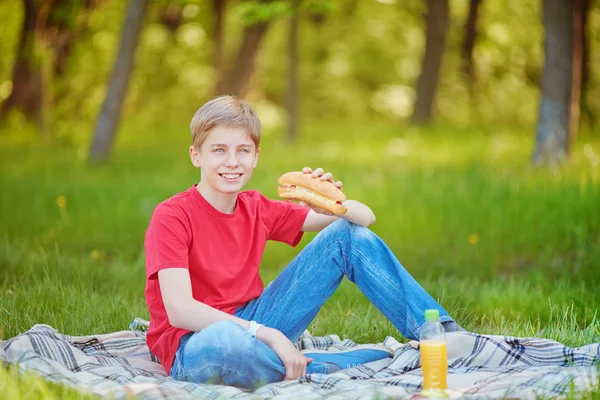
[
  {"x1": 1, "y1": 118, "x2": 599, "y2": 398},
  {"x1": 0, "y1": 365, "x2": 97, "y2": 400}
]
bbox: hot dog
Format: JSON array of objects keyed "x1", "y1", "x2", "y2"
[{"x1": 277, "y1": 171, "x2": 348, "y2": 215}]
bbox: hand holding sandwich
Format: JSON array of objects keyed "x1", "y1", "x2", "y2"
[
  {"x1": 277, "y1": 167, "x2": 376, "y2": 228},
  {"x1": 298, "y1": 167, "x2": 342, "y2": 216}
]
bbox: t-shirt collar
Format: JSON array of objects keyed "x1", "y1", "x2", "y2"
[{"x1": 191, "y1": 184, "x2": 238, "y2": 219}]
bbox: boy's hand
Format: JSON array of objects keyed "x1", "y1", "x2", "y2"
[
  {"x1": 301, "y1": 166, "x2": 343, "y2": 189},
  {"x1": 259, "y1": 327, "x2": 313, "y2": 380},
  {"x1": 300, "y1": 167, "x2": 343, "y2": 216}
]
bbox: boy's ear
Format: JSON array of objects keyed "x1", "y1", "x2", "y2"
[
  {"x1": 189, "y1": 146, "x2": 201, "y2": 167},
  {"x1": 253, "y1": 147, "x2": 260, "y2": 168}
]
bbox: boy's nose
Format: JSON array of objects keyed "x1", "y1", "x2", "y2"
[{"x1": 225, "y1": 153, "x2": 239, "y2": 167}]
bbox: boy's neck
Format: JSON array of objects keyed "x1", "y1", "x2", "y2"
[{"x1": 196, "y1": 182, "x2": 238, "y2": 214}]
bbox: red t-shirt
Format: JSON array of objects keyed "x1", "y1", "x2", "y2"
[{"x1": 144, "y1": 185, "x2": 310, "y2": 374}]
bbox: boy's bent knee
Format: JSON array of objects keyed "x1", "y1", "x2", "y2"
[
  {"x1": 323, "y1": 219, "x2": 375, "y2": 242},
  {"x1": 185, "y1": 321, "x2": 245, "y2": 354},
  {"x1": 321, "y1": 219, "x2": 353, "y2": 238},
  {"x1": 202, "y1": 320, "x2": 244, "y2": 337},
  {"x1": 181, "y1": 320, "x2": 275, "y2": 389}
]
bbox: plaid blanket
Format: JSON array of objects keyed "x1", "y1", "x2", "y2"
[{"x1": 1, "y1": 322, "x2": 599, "y2": 399}]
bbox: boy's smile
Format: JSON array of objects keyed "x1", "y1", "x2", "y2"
[
  {"x1": 190, "y1": 125, "x2": 260, "y2": 213},
  {"x1": 220, "y1": 173, "x2": 242, "y2": 181}
]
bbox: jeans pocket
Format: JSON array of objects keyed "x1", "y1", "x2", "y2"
[
  {"x1": 170, "y1": 353, "x2": 184, "y2": 380},
  {"x1": 170, "y1": 332, "x2": 194, "y2": 380}
]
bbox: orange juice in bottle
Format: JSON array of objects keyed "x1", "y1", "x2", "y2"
[{"x1": 419, "y1": 309, "x2": 448, "y2": 398}]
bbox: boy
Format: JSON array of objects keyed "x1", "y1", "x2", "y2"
[{"x1": 144, "y1": 96, "x2": 461, "y2": 390}]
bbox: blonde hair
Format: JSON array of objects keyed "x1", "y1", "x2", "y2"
[{"x1": 190, "y1": 96, "x2": 261, "y2": 149}]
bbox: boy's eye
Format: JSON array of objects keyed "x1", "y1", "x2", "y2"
[
  {"x1": 214, "y1": 149, "x2": 224, "y2": 153},
  {"x1": 239, "y1": 149, "x2": 250, "y2": 153}
]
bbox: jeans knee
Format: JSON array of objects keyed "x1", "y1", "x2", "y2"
[
  {"x1": 319, "y1": 219, "x2": 352, "y2": 242},
  {"x1": 349, "y1": 223, "x2": 376, "y2": 242},
  {"x1": 201, "y1": 320, "x2": 245, "y2": 343},
  {"x1": 330, "y1": 218, "x2": 353, "y2": 230},
  {"x1": 181, "y1": 321, "x2": 277, "y2": 389},
  {"x1": 182, "y1": 321, "x2": 246, "y2": 372},
  {"x1": 199, "y1": 321, "x2": 249, "y2": 353},
  {"x1": 322, "y1": 219, "x2": 375, "y2": 244}
]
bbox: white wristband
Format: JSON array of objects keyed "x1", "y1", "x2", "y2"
[{"x1": 248, "y1": 320, "x2": 264, "y2": 337}]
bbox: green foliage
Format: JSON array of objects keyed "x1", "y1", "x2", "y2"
[
  {"x1": 300, "y1": 0, "x2": 334, "y2": 16},
  {"x1": 238, "y1": 0, "x2": 289, "y2": 25},
  {"x1": 0, "y1": 0, "x2": 598, "y2": 142},
  {"x1": 46, "y1": 0, "x2": 79, "y2": 29}
]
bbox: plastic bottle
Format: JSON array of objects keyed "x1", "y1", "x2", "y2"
[{"x1": 419, "y1": 309, "x2": 448, "y2": 398}]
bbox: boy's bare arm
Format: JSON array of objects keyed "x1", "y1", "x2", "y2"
[
  {"x1": 302, "y1": 199, "x2": 376, "y2": 232},
  {"x1": 341, "y1": 199, "x2": 376, "y2": 227},
  {"x1": 159, "y1": 268, "x2": 251, "y2": 331}
]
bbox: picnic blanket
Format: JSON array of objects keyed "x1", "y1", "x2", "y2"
[{"x1": 1, "y1": 322, "x2": 599, "y2": 399}]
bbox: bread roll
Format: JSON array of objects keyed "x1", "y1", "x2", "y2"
[
  {"x1": 277, "y1": 171, "x2": 348, "y2": 215},
  {"x1": 277, "y1": 171, "x2": 346, "y2": 202}
]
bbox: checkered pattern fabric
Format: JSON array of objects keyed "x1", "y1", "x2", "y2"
[{"x1": 1, "y1": 322, "x2": 599, "y2": 399}]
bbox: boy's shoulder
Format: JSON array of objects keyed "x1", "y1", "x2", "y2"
[
  {"x1": 161, "y1": 186, "x2": 195, "y2": 204},
  {"x1": 152, "y1": 186, "x2": 196, "y2": 216}
]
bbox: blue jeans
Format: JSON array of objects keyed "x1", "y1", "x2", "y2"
[{"x1": 170, "y1": 219, "x2": 454, "y2": 389}]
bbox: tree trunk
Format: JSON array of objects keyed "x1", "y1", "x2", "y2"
[
  {"x1": 215, "y1": 22, "x2": 269, "y2": 97},
  {"x1": 569, "y1": 0, "x2": 583, "y2": 143},
  {"x1": 461, "y1": 0, "x2": 481, "y2": 92},
  {"x1": 580, "y1": 0, "x2": 593, "y2": 126},
  {"x1": 286, "y1": 0, "x2": 299, "y2": 143},
  {"x1": 43, "y1": 0, "x2": 100, "y2": 109},
  {"x1": 533, "y1": 0, "x2": 574, "y2": 165},
  {"x1": 1, "y1": 0, "x2": 44, "y2": 129},
  {"x1": 44, "y1": 0, "x2": 76, "y2": 77},
  {"x1": 89, "y1": 0, "x2": 148, "y2": 163},
  {"x1": 213, "y1": 0, "x2": 225, "y2": 81},
  {"x1": 159, "y1": 3, "x2": 182, "y2": 36},
  {"x1": 411, "y1": 0, "x2": 449, "y2": 125}
]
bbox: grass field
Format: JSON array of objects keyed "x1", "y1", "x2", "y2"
[{"x1": 1, "y1": 119, "x2": 599, "y2": 398}]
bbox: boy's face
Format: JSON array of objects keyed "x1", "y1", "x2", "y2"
[{"x1": 190, "y1": 125, "x2": 260, "y2": 195}]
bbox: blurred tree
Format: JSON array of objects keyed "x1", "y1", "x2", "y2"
[
  {"x1": 461, "y1": 0, "x2": 482, "y2": 94},
  {"x1": 411, "y1": 0, "x2": 449, "y2": 124},
  {"x1": 580, "y1": 0, "x2": 593, "y2": 127},
  {"x1": 44, "y1": 0, "x2": 100, "y2": 77},
  {"x1": 89, "y1": 0, "x2": 148, "y2": 162},
  {"x1": 1, "y1": 0, "x2": 596, "y2": 139},
  {"x1": 1, "y1": 0, "x2": 101, "y2": 138},
  {"x1": 159, "y1": 1, "x2": 183, "y2": 36},
  {"x1": 533, "y1": 0, "x2": 574, "y2": 165},
  {"x1": 215, "y1": 0, "x2": 273, "y2": 97},
  {"x1": 45, "y1": 0, "x2": 77, "y2": 78},
  {"x1": 1, "y1": 0, "x2": 45, "y2": 132},
  {"x1": 44, "y1": 0, "x2": 102, "y2": 108},
  {"x1": 570, "y1": 0, "x2": 584, "y2": 141},
  {"x1": 286, "y1": 0, "x2": 299, "y2": 143},
  {"x1": 213, "y1": 0, "x2": 226, "y2": 84}
]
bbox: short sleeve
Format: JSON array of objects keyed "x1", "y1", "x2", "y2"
[
  {"x1": 259, "y1": 194, "x2": 310, "y2": 246},
  {"x1": 145, "y1": 203, "x2": 191, "y2": 279}
]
